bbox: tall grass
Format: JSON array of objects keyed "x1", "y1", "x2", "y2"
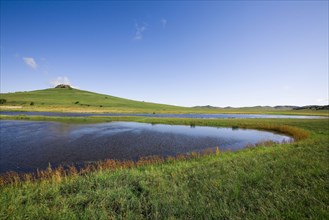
[{"x1": 0, "y1": 148, "x2": 219, "y2": 187}]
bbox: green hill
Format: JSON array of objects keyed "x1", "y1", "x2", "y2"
[
  {"x1": 0, "y1": 87, "x2": 189, "y2": 113},
  {"x1": 0, "y1": 87, "x2": 328, "y2": 115}
]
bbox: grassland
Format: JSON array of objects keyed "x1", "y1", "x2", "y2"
[
  {"x1": 1, "y1": 87, "x2": 328, "y2": 116},
  {"x1": 0, "y1": 88, "x2": 185, "y2": 114},
  {"x1": 0, "y1": 116, "x2": 328, "y2": 219}
]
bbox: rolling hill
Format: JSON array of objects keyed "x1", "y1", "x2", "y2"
[
  {"x1": 0, "y1": 86, "x2": 190, "y2": 113},
  {"x1": 0, "y1": 86, "x2": 328, "y2": 115}
]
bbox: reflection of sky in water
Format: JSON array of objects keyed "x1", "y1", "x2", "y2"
[
  {"x1": 0, "y1": 120, "x2": 292, "y2": 173},
  {"x1": 0, "y1": 111, "x2": 326, "y2": 119},
  {"x1": 66, "y1": 122, "x2": 292, "y2": 143}
]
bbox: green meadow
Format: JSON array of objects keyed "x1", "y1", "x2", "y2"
[
  {"x1": 0, "y1": 116, "x2": 328, "y2": 219},
  {"x1": 1, "y1": 88, "x2": 328, "y2": 116}
]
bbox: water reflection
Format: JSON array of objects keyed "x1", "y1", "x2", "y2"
[
  {"x1": 0, "y1": 120, "x2": 292, "y2": 173},
  {"x1": 49, "y1": 123, "x2": 77, "y2": 136},
  {"x1": 0, "y1": 111, "x2": 325, "y2": 119}
]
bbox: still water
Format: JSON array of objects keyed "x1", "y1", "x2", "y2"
[
  {"x1": 0, "y1": 120, "x2": 292, "y2": 173},
  {"x1": 0, "y1": 111, "x2": 325, "y2": 119}
]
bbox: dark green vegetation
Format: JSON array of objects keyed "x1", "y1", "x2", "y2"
[
  {"x1": 1, "y1": 87, "x2": 328, "y2": 115},
  {"x1": 1, "y1": 116, "x2": 328, "y2": 219},
  {"x1": 293, "y1": 105, "x2": 329, "y2": 110},
  {"x1": 194, "y1": 104, "x2": 329, "y2": 111},
  {"x1": 0, "y1": 98, "x2": 6, "y2": 104}
]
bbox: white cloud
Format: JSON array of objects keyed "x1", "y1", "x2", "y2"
[
  {"x1": 134, "y1": 23, "x2": 147, "y2": 40},
  {"x1": 49, "y1": 76, "x2": 79, "y2": 89},
  {"x1": 23, "y1": 57, "x2": 37, "y2": 69},
  {"x1": 161, "y1": 18, "x2": 167, "y2": 28},
  {"x1": 49, "y1": 76, "x2": 70, "y2": 86}
]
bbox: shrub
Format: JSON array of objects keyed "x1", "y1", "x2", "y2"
[
  {"x1": 232, "y1": 126, "x2": 239, "y2": 130},
  {"x1": 0, "y1": 98, "x2": 6, "y2": 104},
  {"x1": 30, "y1": 102, "x2": 34, "y2": 106},
  {"x1": 75, "y1": 101, "x2": 79, "y2": 104}
]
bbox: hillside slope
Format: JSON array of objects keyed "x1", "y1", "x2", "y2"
[
  {"x1": 0, "y1": 88, "x2": 187, "y2": 113},
  {"x1": 1, "y1": 88, "x2": 328, "y2": 115}
]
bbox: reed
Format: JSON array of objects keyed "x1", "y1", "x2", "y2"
[{"x1": 0, "y1": 148, "x2": 220, "y2": 187}]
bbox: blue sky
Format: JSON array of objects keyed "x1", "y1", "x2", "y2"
[{"x1": 1, "y1": 1, "x2": 328, "y2": 107}]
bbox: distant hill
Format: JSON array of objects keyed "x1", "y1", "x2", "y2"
[
  {"x1": 193, "y1": 105, "x2": 219, "y2": 109},
  {"x1": 273, "y1": 105, "x2": 298, "y2": 110},
  {"x1": 193, "y1": 105, "x2": 276, "y2": 109},
  {"x1": 293, "y1": 105, "x2": 329, "y2": 110},
  {"x1": 193, "y1": 105, "x2": 328, "y2": 111}
]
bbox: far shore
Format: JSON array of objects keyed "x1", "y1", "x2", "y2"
[
  {"x1": 0, "y1": 106, "x2": 23, "y2": 109},
  {"x1": 0, "y1": 106, "x2": 328, "y2": 116}
]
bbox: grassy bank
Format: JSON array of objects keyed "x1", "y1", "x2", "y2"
[{"x1": 1, "y1": 116, "x2": 328, "y2": 219}]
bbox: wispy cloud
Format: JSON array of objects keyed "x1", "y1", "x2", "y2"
[
  {"x1": 49, "y1": 76, "x2": 70, "y2": 86},
  {"x1": 23, "y1": 57, "x2": 37, "y2": 69},
  {"x1": 134, "y1": 22, "x2": 147, "y2": 41},
  {"x1": 161, "y1": 18, "x2": 167, "y2": 28},
  {"x1": 49, "y1": 76, "x2": 79, "y2": 89}
]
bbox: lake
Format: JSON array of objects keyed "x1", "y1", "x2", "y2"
[
  {"x1": 0, "y1": 111, "x2": 325, "y2": 119},
  {"x1": 0, "y1": 120, "x2": 292, "y2": 173}
]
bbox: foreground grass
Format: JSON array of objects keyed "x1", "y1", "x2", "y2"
[{"x1": 0, "y1": 117, "x2": 328, "y2": 219}]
